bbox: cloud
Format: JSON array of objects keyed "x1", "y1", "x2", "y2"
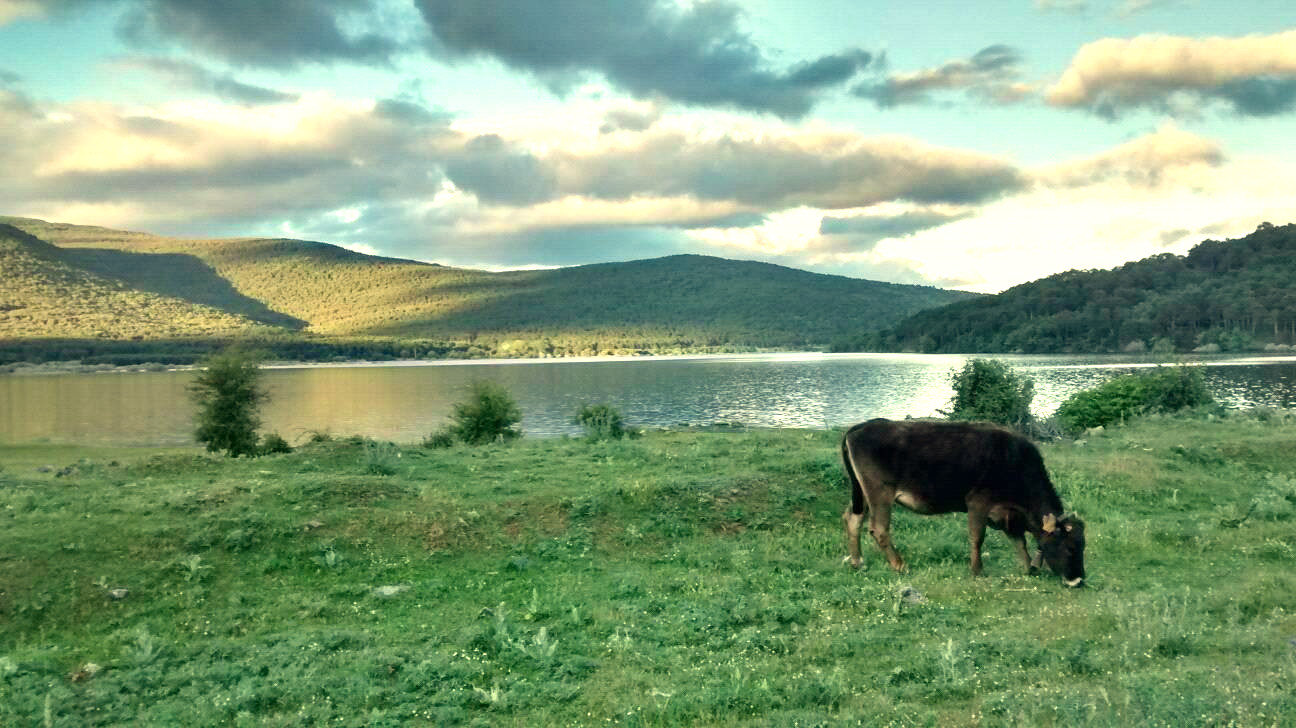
[
  {"x1": 115, "y1": 56, "x2": 299, "y2": 105},
  {"x1": 415, "y1": 0, "x2": 875, "y2": 118},
  {"x1": 1034, "y1": 0, "x2": 1087, "y2": 12},
  {"x1": 817, "y1": 208, "x2": 975, "y2": 252},
  {"x1": 1047, "y1": 30, "x2": 1296, "y2": 117},
  {"x1": 598, "y1": 101, "x2": 663, "y2": 135},
  {"x1": 7, "y1": 0, "x2": 402, "y2": 66},
  {"x1": 1038, "y1": 125, "x2": 1224, "y2": 189},
  {"x1": 1, "y1": 95, "x2": 457, "y2": 232},
  {"x1": 549, "y1": 130, "x2": 1026, "y2": 210},
  {"x1": 854, "y1": 45, "x2": 1035, "y2": 107}
]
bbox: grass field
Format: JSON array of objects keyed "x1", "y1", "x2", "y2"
[{"x1": 1, "y1": 415, "x2": 1294, "y2": 725}]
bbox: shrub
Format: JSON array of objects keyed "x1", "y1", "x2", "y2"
[
  {"x1": 259, "y1": 432, "x2": 292, "y2": 455},
  {"x1": 947, "y1": 359, "x2": 1035, "y2": 432},
  {"x1": 189, "y1": 350, "x2": 267, "y2": 457},
  {"x1": 364, "y1": 441, "x2": 400, "y2": 475},
  {"x1": 448, "y1": 380, "x2": 523, "y2": 445},
  {"x1": 422, "y1": 427, "x2": 455, "y2": 449},
  {"x1": 1056, "y1": 365, "x2": 1213, "y2": 433},
  {"x1": 574, "y1": 404, "x2": 627, "y2": 440}
]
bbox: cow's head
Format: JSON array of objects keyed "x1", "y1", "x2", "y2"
[{"x1": 1039, "y1": 513, "x2": 1086, "y2": 587}]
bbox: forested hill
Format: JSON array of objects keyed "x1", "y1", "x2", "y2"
[
  {"x1": 0, "y1": 217, "x2": 975, "y2": 360},
  {"x1": 835, "y1": 222, "x2": 1296, "y2": 354}
]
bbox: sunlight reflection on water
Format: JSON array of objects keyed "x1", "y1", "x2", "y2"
[{"x1": 3, "y1": 353, "x2": 1296, "y2": 445}]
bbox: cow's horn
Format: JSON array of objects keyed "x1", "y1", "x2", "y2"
[{"x1": 1042, "y1": 513, "x2": 1058, "y2": 533}]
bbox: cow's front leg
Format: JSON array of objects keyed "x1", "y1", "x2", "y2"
[
  {"x1": 842, "y1": 506, "x2": 865, "y2": 569},
  {"x1": 1008, "y1": 532, "x2": 1035, "y2": 573},
  {"x1": 967, "y1": 510, "x2": 988, "y2": 576},
  {"x1": 868, "y1": 501, "x2": 905, "y2": 571}
]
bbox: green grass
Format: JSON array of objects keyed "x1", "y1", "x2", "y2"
[{"x1": 2, "y1": 415, "x2": 1294, "y2": 725}]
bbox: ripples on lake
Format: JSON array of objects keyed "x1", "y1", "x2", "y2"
[{"x1": 3, "y1": 353, "x2": 1295, "y2": 445}]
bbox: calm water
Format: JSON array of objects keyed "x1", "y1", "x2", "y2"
[{"x1": 3, "y1": 353, "x2": 1296, "y2": 446}]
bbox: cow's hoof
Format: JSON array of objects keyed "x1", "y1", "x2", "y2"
[{"x1": 841, "y1": 555, "x2": 862, "y2": 569}]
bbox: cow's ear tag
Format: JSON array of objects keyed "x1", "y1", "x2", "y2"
[{"x1": 1042, "y1": 514, "x2": 1057, "y2": 533}]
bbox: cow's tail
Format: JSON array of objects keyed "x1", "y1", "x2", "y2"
[{"x1": 841, "y1": 431, "x2": 866, "y2": 515}]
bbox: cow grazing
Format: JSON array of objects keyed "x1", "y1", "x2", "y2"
[{"x1": 840, "y1": 418, "x2": 1086, "y2": 587}]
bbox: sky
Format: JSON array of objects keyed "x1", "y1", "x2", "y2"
[{"x1": 2, "y1": 1, "x2": 1295, "y2": 292}]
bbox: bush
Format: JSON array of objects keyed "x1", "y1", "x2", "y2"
[
  {"x1": 364, "y1": 441, "x2": 400, "y2": 475},
  {"x1": 259, "y1": 432, "x2": 292, "y2": 455},
  {"x1": 574, "y1": 404, "x2": 626, "y2": 440},
  {"x1": 448, "y1": 380, "x2": 523, "y2": 445},
  {"x1": 947, "y1": 359, "x2": 1035, "y2": 432},
  {"x1": 189, "y1": 350, "x2": 268, "y2": 457},
  {"x1": 422, "y1": 427, "x2": 455, "y2": 449},
  {"x1": 1056, "y1": 365, "x2": 1214, "y2": 433}
]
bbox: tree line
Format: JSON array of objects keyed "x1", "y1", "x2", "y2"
[{"x1": 833, "y1": 223, "x2": 1296, "y2": 354}]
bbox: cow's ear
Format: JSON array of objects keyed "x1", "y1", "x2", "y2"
[{"x1": 1042, "y1": 513, "x2": 1058, "y2": 534}]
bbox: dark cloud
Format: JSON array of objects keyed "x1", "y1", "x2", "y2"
[
  {"x1": 1213, "y1": 77, "x2": 1296, "y2": 117},
  {"x1": 443, "y1": 134, "x2": 559, "y2": 206},
  {"x1": 372, "y1": 97, "x2": 451, "y2": 126},
  {"x1": 598, "y1": 103, "x2": 663, "y2": 135},
  {"x1": 1157, "y1": 228, "x2": 1190, "y2": 246},
  {"x1": 119, "y1": 0, "x2": 399, "y2": 67},
  {"x1": 817, "y1": 209, "x2": 973, "y2": 252},
  {"x1": 0, "y1": 68, "x2": 21, "y2": 86},
  {"x1": 14, "y1": 0, "x2": 401, "y2": 67},
  {"x1": 853, "y1": 44, "x2": 1031, "y2": 108},
  {"x1": 415, "y1": 0, "x2": 874, "y2": 118},
  {"x1": 118, "y1": 56, "x2": 298, "y2": 104}
]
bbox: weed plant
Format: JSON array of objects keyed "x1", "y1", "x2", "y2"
[
  {"x1": 0, "y1": 414, "x2": 1293, "y2": 724},
  {"x1": 574, "y1": 403, "x2": 627, "y2": 441}
]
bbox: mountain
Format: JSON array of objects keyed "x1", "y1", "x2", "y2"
[
  {"x1": 835, "y1": 222, "x2": 1296, "y2": 354},
  {"x1": 0, "y1": 224, "x2": 271, "y2": 340},
  {"x1": 0, "y1": 217, "x2": 975, "y2": 360}
]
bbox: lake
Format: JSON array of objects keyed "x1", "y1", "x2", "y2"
[{"x1": 3, "y1": 353, "x2": 1296, "y2": 446}]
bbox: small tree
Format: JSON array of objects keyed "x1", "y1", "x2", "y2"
[
  {"x1": 947, "y1": 358, "x2": 1035, "y2": 432},
  {"x1": 190, "y1": 350, "x2": 267, "y2": 457},
  {"x1": 449, "y1": 380, "x2": 522, "y2": 445},
  {"x1": 574, "y1": 404, "x2": 626, "y2": 441}
]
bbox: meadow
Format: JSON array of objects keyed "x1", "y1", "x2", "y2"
[{"x1": 1, "y1": 414, "x2": 1294, "y2": 726}]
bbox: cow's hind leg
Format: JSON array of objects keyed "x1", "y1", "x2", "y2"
[
  {"x1": 867, "y1": 499, "x2": 905, "y2": 571},
  {"x1": 842, "y1": 506, "x2": 866, "y2": 569}
]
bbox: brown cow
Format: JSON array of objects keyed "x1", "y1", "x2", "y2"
[{"x1": 841, "y1": 418, "x2": 1086, "y2": 586}]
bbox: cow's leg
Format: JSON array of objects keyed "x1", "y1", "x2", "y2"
[
  {"x1": 842, "y1": 506, "x2": 865, "y2": 569},
  {"x1": 967, "y1": 509, "x2": 988, "y2": 576},
  {"x1": 1008, "y1": 533, "x2": 1035, "y2": 572},
  {"x1": 867, "y1": 500, "x2": 905, "y2": 571}
]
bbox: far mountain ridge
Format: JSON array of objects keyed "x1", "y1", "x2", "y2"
[{"x1": 0, "y1": 216, "x2": 975, "y2": 361}]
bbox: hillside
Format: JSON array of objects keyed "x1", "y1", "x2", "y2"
[
  {"x1": 0, "y1": 217, "x2": 975, "y2": 359},
  {"x1": 834, "y1": 222, "x2": 1296, "y2": 354},
  {"x1": 0, "y1": 224, "x2": 270, "y2": 340}
]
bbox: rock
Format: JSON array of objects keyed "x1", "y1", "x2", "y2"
[
  {"x1": 372, "y1": 585, "x2": 410, "y2": 599},
  {"x1": 899, "y1": 586, "x2": 926, "y2": 604},
  {"x1": 69, "y1": 663, "x2": 101, "y2": 682},
  {"x1": 108, "y1": 588, "x2": 129, "y2": 600},
  {"x1": 303, "y1": 520, "x2": 325, "y2": 530}
]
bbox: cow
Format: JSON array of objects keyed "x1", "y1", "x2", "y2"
[{"x1": 840, "y1": 418, "x2": 1086, "y2": 587}]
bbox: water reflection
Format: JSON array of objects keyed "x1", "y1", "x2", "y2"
[{"x1": 3, "y1": 353, "x2": 1296, "y2": 445}]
